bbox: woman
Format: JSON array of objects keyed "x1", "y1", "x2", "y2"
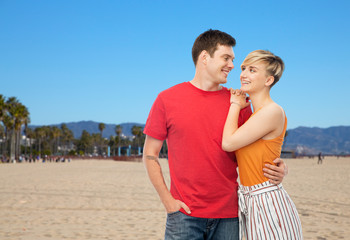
[{"x1": 222, "y1": 50, "x2": 303, "y2": 239}]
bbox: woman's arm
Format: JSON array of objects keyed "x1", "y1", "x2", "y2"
[{"x1": 222, "y1": 91, "x2": 284, "y2": 152}]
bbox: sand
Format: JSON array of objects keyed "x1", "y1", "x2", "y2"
[{"x1": 0, "y1": 156, "x2": 349, "y2": 240}]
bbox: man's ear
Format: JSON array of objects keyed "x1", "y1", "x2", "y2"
[{"x1": 200, "y1": 50, "x2": 208, "y2": 65}]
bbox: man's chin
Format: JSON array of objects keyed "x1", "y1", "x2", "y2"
[{"x1": 220, "y1": 79, "x2": 228, "y2": 84}]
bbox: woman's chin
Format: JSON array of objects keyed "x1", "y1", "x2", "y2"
[{"x1": 240, "y1": 86, "x2": 249, "y2": 93}]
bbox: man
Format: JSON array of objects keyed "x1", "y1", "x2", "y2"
[
  {"x1": 143, "y1": 29, "x2": 286, "y2": 240},
  {"x1": 318, "y1": 152, "x2": 323, "y2": 164}
]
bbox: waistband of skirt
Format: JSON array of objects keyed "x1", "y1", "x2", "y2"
[{"x1": 239, "y1": 180, "x2": 283, "y2": 196}]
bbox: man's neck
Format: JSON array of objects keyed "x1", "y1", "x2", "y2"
[{"x1": 190, "y1": 75, "x2": 222, "y2": 92}]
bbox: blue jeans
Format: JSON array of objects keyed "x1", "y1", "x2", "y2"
[{"x1": 164, "y1": 211, "x2": 239, "y2": 240}]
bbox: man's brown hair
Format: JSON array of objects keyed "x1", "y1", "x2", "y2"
[{"x1": 192, "y1": 29, "x2": 236, "y2": 66}]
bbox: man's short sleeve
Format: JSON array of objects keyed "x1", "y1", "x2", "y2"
[
  {"x1": 143, "y1": 95, "x2": 168, "y2": 141},
  {"x1": 238, "y1": 105, "x2": 253, "y2": 127}
]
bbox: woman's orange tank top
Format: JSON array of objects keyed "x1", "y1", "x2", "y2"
[{"x1": 235, "y1": 110, "x2": 287, "y2": 187}]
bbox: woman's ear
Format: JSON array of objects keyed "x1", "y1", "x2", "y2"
[{"x1": 265, "y1": 76, "x2": 275, "y2": 87}]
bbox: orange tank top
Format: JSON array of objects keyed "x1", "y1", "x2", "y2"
[{"x1": 235, "y1": 110, "x2": 287, "y2": 186}]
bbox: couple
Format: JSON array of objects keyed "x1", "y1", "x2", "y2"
[{"x1": 143, "y1": 29, "x2": 302, "y2": 240}]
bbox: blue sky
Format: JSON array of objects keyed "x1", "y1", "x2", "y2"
[{"x1": 1, "y1": 0, "x2": 349, "y2": 129}]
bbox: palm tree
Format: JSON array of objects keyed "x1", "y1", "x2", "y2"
[
  {"x1": 108, "y1": 136, "x2": 116, "y2": 156},
  {"x1": 132, "y1": 125, "x2": 143, "y2": 154},
  {"x1": 98, "y1": 123, "x2": 105, "y2": 137},
  {"x1": 23, "y1": 117, "x2": 31, "y2": 157},
  {"x1": 98, "y1": 123, "x2": 105, "y2": 155},
  {"x1": 5, "y1": 97, "x2": 20, "y2": 162},
  {"x1": 0, "y1": 96, "x2": 30, "y2": 162},
  {"x1": 92, "y1": 133, "x2": 101, "y2": 155},
  {"x1": 77, "y1": 130, "x2": 92, "y2": 155},
  {"x1": 14, "y1": 103, "x2": 29, "y2": 160},
  {"x1": 36, "y1": 126, "x2": 51, "y2": 157},
  {"x1": 0, "y1": 94, "x2": 5, "y2": 123},
  {"x1": 115, "y1": 125, "x2": 122, "y2": 156},
  {"x1": 60, "y1": 124, "x2": 74, "y2": 155},
  {"x1": 51, "y1": 126, "x2": 61, "y2": 155},
  {"x1": 2, "y1": 97, "x2": 30, "y2": 161},
  {"x1": 0, "y1": 124, "x2": 4, "y2": 158},
  {"x1": 115, "y1": 124, "x2": 122, "y2": 137},
  {"x1": 0, "y1": 95, "x2": 6, "y2": 158},
  {"x1": 35, "y1": 127, "x2": 46, "y2": 158},
  {"x1": 2, "y1": 114, "x2": 13, "y2": 161},
  {"x1": 25, "y1": 127, "x2": 35, "y2": 158}
]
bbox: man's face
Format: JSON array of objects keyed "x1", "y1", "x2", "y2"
[{"x1": 206, "y1": 45, "x2": 235, "y2": 84}]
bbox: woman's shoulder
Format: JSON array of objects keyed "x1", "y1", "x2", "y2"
[
  {"x1": 264, "y1": 102, "x2": 283, "y2": 112},
  {"x1": 260, "y1": 103, "x2": 286, "y2": 139},
  {"x1": 259, "y1": 102, "x2": 285, "y2": 120}
]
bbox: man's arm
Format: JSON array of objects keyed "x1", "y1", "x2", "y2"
[
  {"x1": 143, "y1": 135, "x2": 191, "y2": 214},
  {"x1": 263, "y1": 158, "x2": 289, "y2": 184}
]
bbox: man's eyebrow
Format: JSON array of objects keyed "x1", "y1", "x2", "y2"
[{"x1": 222, "y1": 54, "x2": 234, "y2": 59}]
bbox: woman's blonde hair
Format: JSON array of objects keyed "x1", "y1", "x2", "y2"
[{"x1": 242, "y1": 50, "x2": 285, "y2": 88}]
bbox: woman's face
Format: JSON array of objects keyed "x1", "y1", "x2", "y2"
[{"x1": 240, "y1": 61, "x2": 270, "y2": 93}]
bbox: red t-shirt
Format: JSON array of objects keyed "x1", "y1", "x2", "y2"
[{"x1": 144, "y1": 82, "x2": 252, "y2": 218}]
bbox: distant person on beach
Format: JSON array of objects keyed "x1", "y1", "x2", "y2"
[
  {"x1": 318, "y1": 152, "x2": 323, "y2": 164},
  {"x1": 143, "y1": 29, "x2": 287, "y2": 240},
  {"x1": 222, "y1": 50, "x2": 303, "y2": 239}
]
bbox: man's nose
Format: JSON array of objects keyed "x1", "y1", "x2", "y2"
[{"x1": 228, "y1": 61, "x2": 234, "y2": 69}]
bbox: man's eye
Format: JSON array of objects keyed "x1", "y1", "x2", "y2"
[{"x1": 250, "y1": 69, "x2": 255, "y2": 73}]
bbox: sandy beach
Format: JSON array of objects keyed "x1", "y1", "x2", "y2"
[{"x1": 0, "y1": 157, "x2": 349, "y2": 240}]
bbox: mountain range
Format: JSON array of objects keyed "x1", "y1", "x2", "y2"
[
  {"x1": 29, "y1": 121, "x2": 350, "y2": 155},
  {"x1": 283, "y1": 126, "x2": 350, "y2": 155}
]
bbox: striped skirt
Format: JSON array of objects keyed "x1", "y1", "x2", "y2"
[{"x1": 238, "y1": 181, "x2": 303, "y2": 240}]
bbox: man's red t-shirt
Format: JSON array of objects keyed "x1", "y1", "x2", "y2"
[{"x1": 144, "y1": 82, "x2": 252, "y2": 218}]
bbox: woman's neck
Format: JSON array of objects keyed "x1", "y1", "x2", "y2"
[{"x1": 249, "y1": 91, "x2": 273, "y2": 112}]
